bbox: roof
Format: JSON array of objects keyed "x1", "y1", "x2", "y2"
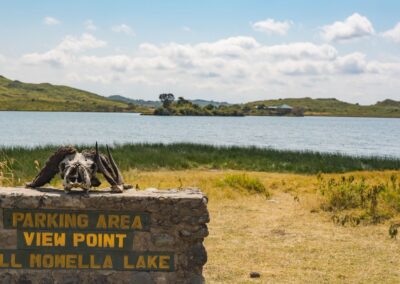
[{"x1": 267, "y1": 104, "x2": 293, "y2": 110}]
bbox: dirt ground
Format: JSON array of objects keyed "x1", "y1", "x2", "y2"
[
  {"x1": 204, "y1": 191, "x2": 400, "y2": 283},
  {"x1": 121, "y1": 169, "x2": 400, "y2": 283}
]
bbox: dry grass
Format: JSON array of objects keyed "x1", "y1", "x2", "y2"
[
  {"x1": 121, "y1": 169, "x2": 400, "y2": 283},
  {"x1": 0, "y1": 159, "x2": 15, "y2": 186},
  {"x1": 4, "y1": 168, "x2": 400, "y2": 283}
]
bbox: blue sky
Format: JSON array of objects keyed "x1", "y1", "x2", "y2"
[{"x1": 1, "y1": 0, "x2": 400, "y2": 104}]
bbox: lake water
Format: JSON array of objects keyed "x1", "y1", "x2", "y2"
[{"x1": 1, "y1": 111, "x2": 399, "y2": 158}]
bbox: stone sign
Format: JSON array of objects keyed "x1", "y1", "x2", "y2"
[{"x1": 0, "y1": 187, "x2": 209, "y2": 283}]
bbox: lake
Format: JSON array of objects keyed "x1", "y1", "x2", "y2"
[{"x1": 1, "y1": 111, "x2": 399, "y2": 158}]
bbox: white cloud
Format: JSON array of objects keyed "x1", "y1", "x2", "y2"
[
  {"x1": 43, "y1": 16, "x2": 60, "y2": 25},
  {"x1": 382, "y1": 22, "x2": 400, "y2": 43},
  {"x1": 251, "y1": 19, "x2": 291, "y2": 35},
  {"x1": 336, "y1": 52, "x2": 368, "y2": 74},
  {"x1": 84, "y1": 20, "x2": 97, "y2": 31},
  {"x1": 81, "y1": 55, "x2": 131, "y2": 72},
  {"x1": 70, "y1": 36, "x2": 384, "y2": 78},
  {"x1": 15, "y1": 35, "x2": 400, "y2": 103},
  {"x1": 321, "y1": 13, "x2": 374, "y2": 42},
  {"x1": 112, "y1": 24, "x2": 135, "y2": 36},
  {"x1": 182, "y1": 26, "x2": 191, "y2": 32},
  {"x1": 21, "y1": 33, "x2": 106, "y2": 67},
  {"x1": 56, "y1": 33, "x2": 106, "y2": 52},
  {"x1": 258, "y1": 42, "x2": 337, "y2": 60}
]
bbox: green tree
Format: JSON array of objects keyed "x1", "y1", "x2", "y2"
[
  {"x1": 177, "y1": 96, "x2": 191, "y2": 106},
  {"x1": 159, "y1": 93, "x2": 175, "y2": 108},
  {"x1": 204, "y1": 104, "x2": 215, "y2": 111}
]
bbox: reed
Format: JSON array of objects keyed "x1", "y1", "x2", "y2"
[{"x1": 0, "y1": 143, "x2": 399, "y2": 186}]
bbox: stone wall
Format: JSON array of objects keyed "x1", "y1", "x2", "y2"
[{"x1": 0, "y1": 187, "x2": 209, "y2": 284}]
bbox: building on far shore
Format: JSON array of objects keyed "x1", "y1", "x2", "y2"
[{"x1": 267, "y1": 104, "x2": 293, "y2": 115}]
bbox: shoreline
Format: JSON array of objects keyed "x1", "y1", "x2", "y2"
[{"x1": 1, "y1": 110, "x2": 400, "y2": 118}]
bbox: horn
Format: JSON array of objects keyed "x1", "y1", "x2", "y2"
[
  {"x1": 95, "y1": 142, "x2": 118, "y2": 186},
  {"x1": 27, "y1": 146, "x2": 77, "y2": 188},
  {"x1": 106, "y1": 145, "x2": 124, "y2": 184}
]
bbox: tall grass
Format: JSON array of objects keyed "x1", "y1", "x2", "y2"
[
  {"x1": 0, "y1": 158, "x2": 15, "y2": 186},
  {"x1": 317, "y1": 174, "x2": 400, "y2": 224},
  {"x1": 0, "y1": 143, "x2": 399, "y2": 186},
  {"x1": 216, "y1": 173, "x2": 270, "y2": 198}
]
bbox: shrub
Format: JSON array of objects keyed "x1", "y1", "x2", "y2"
[
  {"x1": 218, "y1": 173, "x2": 270, "y2": 198},
  {"x1": 154, "y1": 107, "x2": 171, "y2": 115},
  {"x1": 317, "y1": 174, "x2": 400, "y2": 224}
]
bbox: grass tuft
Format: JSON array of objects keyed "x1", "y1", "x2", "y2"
[{"x1": 217, "y1": 173, "x2": 270, "y2": 198}]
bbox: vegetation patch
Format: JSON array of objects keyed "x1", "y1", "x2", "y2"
[
  {"x1": 1, "y1": 143, "x2": 400, "y2": 186},
  {"x1": 216, "y1": 173, "x2": 270, "y2": 198},
  {"x1": 154, "y1": 94, "x2": 244, "y2": 116},
  {"x1": 0, "y1": 75, "x2": 148, "y2": 112},
  {"x1": 317, "y1": 174, "x2": 400, "y2": 224}
]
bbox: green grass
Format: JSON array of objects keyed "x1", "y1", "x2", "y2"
[
  {"x1": 0, "y1": 75, "x2": 145, "y2": 112},
  {"x1": 2, "y1": 75, "x2": 399, "y2": 117},
  {"x1": 1, "y1": 143, "x2": 399, "y2": 186},
  {"x1": 245, "y1": 97, "x2": 400, "y2": 118},
  {"x1": 216, "y1": 173, "x2": 270, "y2": 198}
]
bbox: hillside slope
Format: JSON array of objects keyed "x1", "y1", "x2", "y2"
[
  {"x1": 245, "y1": 97, "x2": 400, "y2": 117},
  {"x1": 0, "y1": 75, "x2": 132, "y2": 112}
]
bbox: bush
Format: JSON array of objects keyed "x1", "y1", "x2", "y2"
[
  {"x1": 218, "y1": 173, "x2": 270, "y2": 198},
  {"x1": 317, "y1": 174, "x2": 400, "y2": 224},
  {"x1": 154, "y1": 107, "x2": 171, "y2": 115}
]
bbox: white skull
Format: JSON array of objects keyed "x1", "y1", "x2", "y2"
[{"x1": 59, "y1": 153, "x2": 97, "y2": 191}]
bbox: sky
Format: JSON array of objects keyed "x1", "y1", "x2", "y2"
[{"x1": 0, "y1": 0, "x2": 400, "y2": 104}]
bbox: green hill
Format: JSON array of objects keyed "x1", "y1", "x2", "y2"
[
  {"x1": 245, "y1": 97, "x2": 400, "y2": 117},
  {"x1": 109, "y1": 95, "x2": 230, "y2": 108},
  {"x1": 1, "y1": 76, "x2": 399, "y2": 117},
  {"x1": 0, "y1": 75, "x2": 135, "y2": 112}
]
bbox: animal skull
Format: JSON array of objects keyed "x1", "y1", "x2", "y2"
[
  {"x1": 26, "y1": 143, "x2": 131, "y2": 193},
  {"x1": 59, "y1": 153, "x2": 97, "y2": 192}
]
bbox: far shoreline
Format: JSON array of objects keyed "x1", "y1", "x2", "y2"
[{"x1": 1, "y1": 110, "x2": 400, "y2": 119}]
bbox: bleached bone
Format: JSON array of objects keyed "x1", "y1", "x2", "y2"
[{"x1": 26, "y1": 143, "x2": 131, "y2": 193}]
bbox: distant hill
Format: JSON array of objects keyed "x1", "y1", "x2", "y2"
[
  {"x1": 0, "y1": 75, "x2": 133, "y2": 112},
  {"x1": 108, "y1": 95, "x2": 161, "y2": 108},
  {"x1": 375, "y1": 99, "x2": 400, "y2": 108},
  {"x1": 109, "y1": 95, "x2": 230, "y2": 108},
  {"x1": 1, "y1": 76, "x2": 399, "y2": 117},
  {"x1": 190, "y1": 99, "x2": 230, "y2": 107},
  {"x1": 245, "y1": 97, "x2": 400, "y2": 118}
]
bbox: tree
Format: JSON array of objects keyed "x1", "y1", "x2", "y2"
[
  {"x1": 177, "y1": 96, "x2": 191, "y2": 106},
  {"x1": 204, "y1": 104, "x2": 215, "y2": 111},
  {"x1": 242, "y1": 105, "x2": 251, "y2": 113},
  {"x1": 159, "y1": 93, "x2": 175, "y2": 108}
]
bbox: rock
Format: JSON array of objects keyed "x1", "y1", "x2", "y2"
[
  {"x1": 250, "y1": 272, "x2": 261, "y2": 278},
  {"x1": 130, "y1": 273, "x2": 155, "y2": 284},
  {"x1": 152, "y1": 233, "x2": 175, "y2": 247}
]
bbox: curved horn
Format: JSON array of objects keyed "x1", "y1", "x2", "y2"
[
  {"x1": 26, "y1": 146, "x2": 77, "y2": 188},
  {"x1": 95, "y1": 142, "x2": 118, "y2": 186},
  {"x1": 106, "y1": 145, "x2": 124, "y2": 184}
]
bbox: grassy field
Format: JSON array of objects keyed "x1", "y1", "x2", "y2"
[
  {"x1": 1, "y1": 145, "x2": 400, "y2": 283},
  {"x1": 3, "y1": 169, "x2": 395, "y2": 283},
  {"x1": 1, "y1": 143, "x2": 400, "y2": 186},
  {"x1": 245, "y1": 97, "x2": 400, "y2": 118},
  {"x1": 0, "y1": 75, "x2": 147, "y2": 112},
  {"x1": 112, "y1": 169, "x2": 400, "y2": 283}
]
